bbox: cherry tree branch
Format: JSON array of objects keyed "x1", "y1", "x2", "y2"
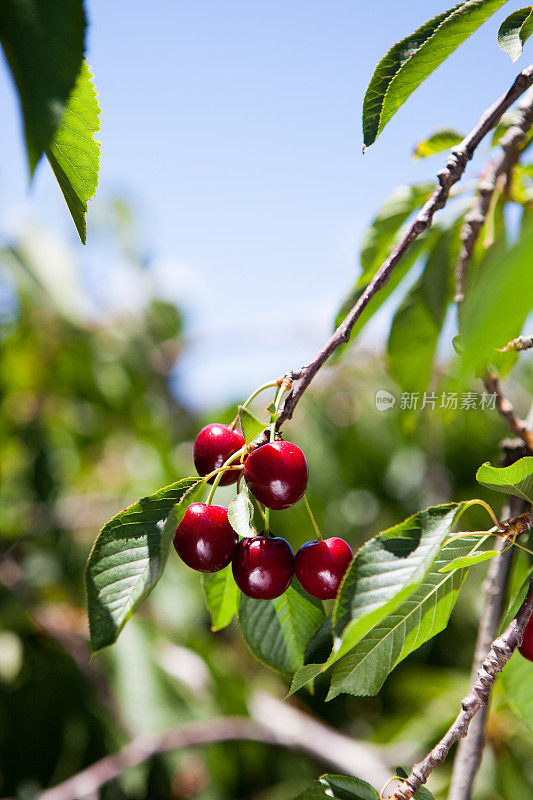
[
  {"x1": 392, "y1": 578, "x2": 533, "y2": 800},
  {"x1": 34, "y1": 692, "x2": 391, "y2": 800},
  {"x1": 499, "y1": 334, "x2": 533, "y2": 353},
  {"x1": 447, "y1": 494, "x2": 523, "y2": 800},
  {"x1": 275, "y1": 65, "x2": 533, "y2": 429},
  {"x1": 454, "y1": 88, "x2": 533, "y2": 304},
  {"x1": 483, "y1": 371, "x2": 533, "y2": 451}
]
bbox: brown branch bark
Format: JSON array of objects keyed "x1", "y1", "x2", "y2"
[
  {"x1": 392, "y1": 579, "x2": 533, "y2": 799},
  {"x1": 483, "y1": 372, "x2": 533, "y2": 451},
  {"x1": 34, "y1": 692, "x2": 391, "y2": 800},
  {"x1": 499, "y1": 334, "x2": 533, "y2": 353},
  {"x1": 447, "y1": 495, "x2": 522, "y2": 800},
  {"x1": 275, "y1": 65, "x2": 533, "y2": 430},
  {"x1": 454, "y1": 88, "x2": 533, "y2": 304}
]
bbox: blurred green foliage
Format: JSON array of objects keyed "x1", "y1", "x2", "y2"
[{"x1": 1, "y1": 208, "x2": 533, "y2": 800}]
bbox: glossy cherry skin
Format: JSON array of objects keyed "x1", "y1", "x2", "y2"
[
  {"x1": 243, "y1": 441, "x2": 308, "y2": 510},
  {"x1": 193, "y1": 423, "x2": 245, "y2": 486},
  {"x1": 232, "y1": 536, "x2": 294, "y2": 599},
  {"x1": 295, "y1": 538, "x2": 353, "y2": 600},
  {"x1": 173, "y1": 503, "x2": 238, "y2": 572},
  {"x1": 519, "y1": 612, "x2": 533, "y2": 661}
]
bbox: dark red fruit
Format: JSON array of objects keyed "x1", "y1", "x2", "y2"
[
  {"x1": 232, "y1": 536, "x2": 294, "y2": 599},
  {"x1": 519, "y1": 613, "x2": 533, "y2": 661},
  {"x1": 243, "y1": 441, "x2": 308, "y2": 510},
  {"x1": 193, "y1": 423, "x2": 245, "y2": 485},
  {"x1": 173, "y1": 503, "x2": 238, "y2": 572},
  {"x1": 295, "y1": 538, "x2": 353, "y2": 600}
]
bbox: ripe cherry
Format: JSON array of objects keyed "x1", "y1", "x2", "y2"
[
  {"x1": 193, "y1": 423, "x2": 245, "y2": 485},
  {"x1": 232, "y1": 536, "x2": 294, "y2": 599},
  {"x1": 243, "y1": 441, "x2": 308, "y2": 510},
  {"x1": 295, "y1": 538, "x2": 353, "y2": 600},
  {"x1": 519, "y1": 612, "x2": 533, "y2": 661},
  {"x1": 173, "y1": 503, "x2": 238, "y2": 572}
]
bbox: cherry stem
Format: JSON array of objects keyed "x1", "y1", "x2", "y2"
[
  {"x1": 205, "y1": 446, "x2": 246, "y2": 505},
  {"x1": 270, "y1": 384, "x2": 288, "y2": 443},
  {"x1": 304, "y1": 494, "x2": 323, "y2": 541},
  {"x1": 241, "y1": 380, "x2": 280, "y2": 411},
  {"x1": 264, "y1": 507, "x2": 270, "y2": 535}
]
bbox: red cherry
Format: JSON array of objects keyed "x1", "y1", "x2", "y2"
[
  {"x1": 519, "y1": 612, "x2": 533, "y2": 661},
  {"x1": 295, "y1": 538, "x2": 353, "y2": 600},
  {"x1": 193, "y1": 423, "x2": 245, "y2": 485},
  {"x1": 243, "y1": 441, "x2": 308, "y2": 510},
  {"x1": 173, "y1": 503, "x2": 238, "y2": 572},
  {"x1": 232, "y1": 536, "x2": 294, "y2": 599}
]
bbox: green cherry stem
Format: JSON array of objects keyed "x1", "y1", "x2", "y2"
[
  {"x1": 205, "y1": 446, "x2": 246, "y2": 504},
  {"x1": 270, "y1": 384, "x2": 288, "y2": 443},
  {"x1": 241, "y1": 380, "x2": 280, "y2": 411},
  {"x1": 304, "y1": 494, "x2": 323, "y2": 541},
  {"x1": 264, "y1": 506, "x2": 270, "y2": 535}
]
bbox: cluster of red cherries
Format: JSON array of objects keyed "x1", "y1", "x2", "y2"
[{"x1": 173, "y1": 423, "x2": 353, "y2": 600}]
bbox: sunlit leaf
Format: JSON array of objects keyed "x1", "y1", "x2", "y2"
[
  {"x1": 238, "y1": 405, "x2": 268, "y2": 444},
  {"x1": 228, "y1": 485, "x2": 257, "y2": 538},
  {"x1": 291, "y1": 504, "x2": 466, "y2": 691},
  {"x1": 363, "y1": 0, "x2": 509, "y2": 147},
  {"x1": 327, "y1": 535, "x2": 487, "y2": 699},
  {"x1": 438, "y1": 547, "x2": 500, "y2": 572},
  {"x1": 476, "y1": 457, "x2": 533, "y2": 504},
  {"x1": 414, "y1": 129, "x2": 464, "y2": 159},
  {"x1": 46, "y1": 61, "x2": 101, "y2": 244},
  {"x1": 203, "y1": 565, "x2": 239, "y2": 631},
  {"x1": 498, "y1": 7, "x2": 533, "y2": 61},
  {"x1": 87, "y1": 477, "x2": 203, "y2": 654}
]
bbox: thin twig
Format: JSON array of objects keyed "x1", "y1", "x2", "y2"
[
  {"x1": 498, "y1": 334, "x2": 533, "y2": 353},
  {"x1": 275, "y1": 65, "x2": 533, "y2": 430},
  {"x1": 392, "y1": 579, "x2": 533, "y2": 799},
  {"x1": 447, "y1": 494, "x2": 522, "y2": 800},
  {"x1": 483, "y1": 371, "x2": 533, "y2": 451},
  {"x1": 35, "y1": 692, "x2": 391, "y2": 800},
  {"x1": 454, "y1": 88, "x2": 533, "y2": 304}
]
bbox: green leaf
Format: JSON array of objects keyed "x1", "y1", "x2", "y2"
[
  {"x1": 291, "y1": 504, "x2": 466, "y2": 692},
  {"x1": 86, "y1": 477, "x2": 203, "y2": 654},
  {"x1": 387, "y1": 230, "x2": 452, "y2": 395},
  {"x1": 438, "y1": 548, "x2": 500, "y2": 572},
  {"x1": 331, "y1": 504, "x2": 465, "y2": 664},
  {"x1": 238, "y1": 405, "x2": 268, "y2": 444},
  {"x1": 363, "y1": 0, "x2": 509, "y2": 147},
  {"x1": 294, "y1": 774, "x2": 379, "y2": 800},
  {"x1": 239, "y1": 580, "x2": 325, "y2": 677},
  {"x1": 460, "y1": 221, "x2": 533, "y2": 375},
  {"x1": 327, "y1": 534, "x2": 487, "y2": 699},
  {"x1": 0, "y1": 0, "x2": 86, "y2": 172},
  {"x1": 502, "y1": 649, "x2": 533, "y2": 732},
  {"x1": 414, "y1": 129, "x2": 464, "y2": 159},
  {"x1": 227, "y1": 485, "x2": 257, "y2": 538},
  {"x1": 476, "y1": 457, "x2": 533, "y2": 504},
  {"x1": 498, "y1": 7, "x2": 533, "y2": 61},
  {"x1": 203, "y1": 565, "x2": 239, "y2": 631},
  {"x1": 46, "y1": 61, "x2": 101, "y2": 244}
]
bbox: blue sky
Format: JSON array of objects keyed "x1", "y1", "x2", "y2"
[{"x1": 0, "y1": 1, "x2": 527, "y2": 408}]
